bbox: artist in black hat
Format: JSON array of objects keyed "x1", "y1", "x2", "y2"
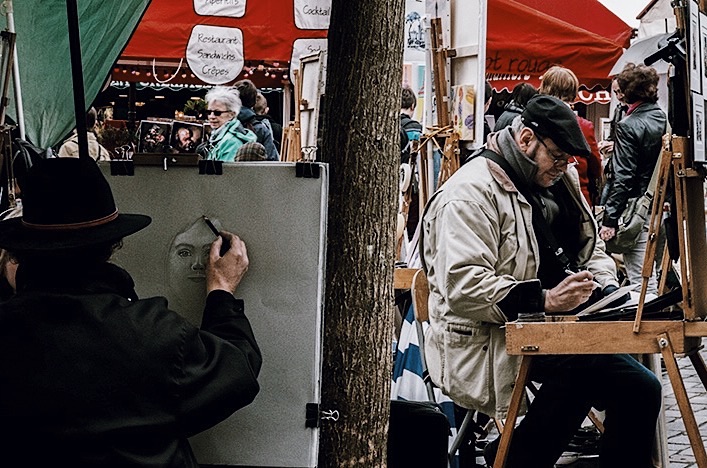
[
  {"x1": 0, "y1": 157, "x2": 262, "y2": 466},
  {"x1": 420, "y1": 94, "x2": 661, "y2": 467}
]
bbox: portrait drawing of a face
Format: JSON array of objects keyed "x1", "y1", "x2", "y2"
[{"x1": 166, "y1": 216, "x2": 223, "y2": 324}]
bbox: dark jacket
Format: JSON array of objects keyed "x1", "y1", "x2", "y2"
[
  {"x1": 238, "y1": 107, "x2": 279, "y2": 161},
  {"x1": 255, "y1": 114, "x2": 283, "y2": 152},
  {"x1": 602, "y1": 102, "x2": 666, "y2": 227},
  {"x1": 493, "y1": 102, "x2": 524, "y2": 132},
  {"x1": 0, "y1": 262, "x2": 262, "y2": 467}
]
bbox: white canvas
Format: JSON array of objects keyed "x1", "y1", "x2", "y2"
[{"x1": 101, "y1": 163, "x2": 328, "y2": 467}]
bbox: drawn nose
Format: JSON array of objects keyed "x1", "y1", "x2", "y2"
[{"x1": 191, "y1": 255, "x2": 205, "y2": 271}]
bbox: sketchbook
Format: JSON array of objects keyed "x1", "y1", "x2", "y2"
[{"x1": 575, "y1": 283, "x2": 644, "y2": 316}]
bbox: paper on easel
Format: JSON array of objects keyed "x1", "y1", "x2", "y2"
[{"x1": 575, "y1": 284, "x2": 642, "y2": 316}]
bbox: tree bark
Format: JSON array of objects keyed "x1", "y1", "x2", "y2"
[{"x1": 317, "y1": 0, "x2": 404, "y2": 466}]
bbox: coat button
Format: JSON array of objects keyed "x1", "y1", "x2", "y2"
[{"x1": 482, "y1": 345, "x2": 488, "y2": 351}]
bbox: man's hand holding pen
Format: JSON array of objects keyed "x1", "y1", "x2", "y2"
[
  {"x1": 206, "y1": 232, "x2": 249, "y2": 295},
  {"x1": 544, "y1": 270, "x2": 598, "y2": 314}
]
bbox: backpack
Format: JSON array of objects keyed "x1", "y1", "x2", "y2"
[
  {"x1": 400, "y1": 115, "x2": 422, "y2": 164},
  {"x1": 400, "y1": 126, "x2": 410, "y2": 164}
]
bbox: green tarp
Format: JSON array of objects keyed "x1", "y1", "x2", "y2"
[{"x1": 10, "y1": 0, "x2": 150, "y2": 148}]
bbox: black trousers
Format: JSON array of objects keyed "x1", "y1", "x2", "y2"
[{"x1": 502, "y1": 354, "x2": 661, "y2": 468}]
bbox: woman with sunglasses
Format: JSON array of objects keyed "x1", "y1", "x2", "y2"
[{"x1": 201, "y1": 86, "x2": 257, "y2": 161}]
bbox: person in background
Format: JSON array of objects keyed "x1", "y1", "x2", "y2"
[
  {"x1": 483, "y1": 80, "x2": 494, "y2": 142},
  {"x1": 421, "y1": 95, "x2": 660, "y2": 467},
  {"x1": 236, "y1": 141, "x2": 267, "y2": 161},
  {"x1": 599, "y1": 63, "x2": 666, "y2": 295},
  {"x1": 494, "y1": 82, "x2": 538, "y2": 132},
  {"x1": 0, "y1": 156, "x2": 262, "y2": 466},
  {"x1": 539, "y1": 66, "x2": 602, "y2": 207},
  {"x1": 400, "y1": 84, "x2": 423, "y2": 161},
  {"x1": 253, "y1": 93, "x2": 283, "y2": 154},
  {"x1": 58, "y1": 107, "x2": 111, "y2": 161},
  {"x1": 235, "y1": 80, "x2": 279, "y2": 161},
  {"x1": 201, "y1": 86, "x2": 257, "y2": 162},
  {"x1": 599, "y1": 77, "x2": 628, "y2": 201},
  {"x1": 400, "y1": 84, "x2": 424, "y2": 239}
]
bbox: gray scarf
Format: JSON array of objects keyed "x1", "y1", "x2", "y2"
[{"x1": 491, "y1": 125, "x2": 560, "y2": 223}]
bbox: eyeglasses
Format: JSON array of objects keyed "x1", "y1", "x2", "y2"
[
  {"x1": 537, "y1": 137, "x2": 577, "y2": 169},
  {"x1": 207, "y1": 109, "x2": 231, "y2": 116}
]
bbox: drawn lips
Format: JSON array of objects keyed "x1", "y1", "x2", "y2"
[{"x1": 188, "y1": 273, "x2": 206, "y2": 282}]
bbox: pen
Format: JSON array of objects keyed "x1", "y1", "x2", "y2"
[
  {"x1": 203, "y1": 215, "x2": 230, "y2": 256},
  {"x1": 203, "y1": 215, "x2": 220, "y2": 237},
  {"x1": 565, "y1": 269, "x2": 602, "y2": 289}
]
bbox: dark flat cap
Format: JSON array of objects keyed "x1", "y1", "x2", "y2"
[{"x1": 521, "y1": 95, "x2": 591, "y2": 157}]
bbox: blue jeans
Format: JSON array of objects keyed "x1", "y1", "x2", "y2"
[{"x1": 503, "y1": 354, "x2": 661, "y2": 468}]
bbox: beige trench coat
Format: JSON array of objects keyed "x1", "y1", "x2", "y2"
[{"x1": 421, "y1": 155, "x2": 618, "y2": 419}]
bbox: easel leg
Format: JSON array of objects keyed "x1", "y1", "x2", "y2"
[
  {"x1": 493, "y1": 356, "x2": 532, "y2": 468},
  {"x1": 688, "y1": 349, "x2": 707, "y2": 391},
  {"x1": 658, "y1": 333, "x2": 707, "y2": 466}
]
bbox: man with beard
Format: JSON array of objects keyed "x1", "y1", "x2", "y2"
[{"x1": 420, "y1": 95, "x2": 661, "y2": 467}]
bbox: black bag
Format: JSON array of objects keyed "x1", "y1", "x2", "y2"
[{"x1": 388, "y1": 400, "x2": 450, "y2": 468}]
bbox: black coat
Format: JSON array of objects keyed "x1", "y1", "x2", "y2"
[
  {"x1": 0, "y1": 262, "x2": 262, "y2": 467},
  {"x1": 602, "y1": 102, "x2": 666, "y2": 227}
]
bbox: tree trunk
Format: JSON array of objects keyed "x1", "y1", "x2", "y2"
[{"x1": 317, "y1": 0, "x2": 404, "y2": 466}]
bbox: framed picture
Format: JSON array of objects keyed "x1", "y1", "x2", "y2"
[
  {"x1": 701, "y1": 12, "x2": 707, "y2": 95},
  {"x1": 690, "y1": 1, "x2": 702, "y2": 93},
  {"x1": 137, "y1": 120, "x2": 172, "y2": 153},
  {"x1": 170, "y1": 121, "x2": 203, "y2": 154},
  {"x1": 693, "y1": 94, "x2": 705, "y2": 162}
]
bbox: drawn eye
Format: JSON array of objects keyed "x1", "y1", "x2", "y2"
[{"x1": 177, "y1": 249, "x2": 192, "y2": 258}]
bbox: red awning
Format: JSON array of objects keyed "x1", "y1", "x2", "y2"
[
  {"x1": 486, "y1": 0, "x2": 629, "y2": 91},
  {"x1": 518, "y1": 0, "x2": 633, "y2": 49},
  {"x1": 119, "y1": 0, "x2": 327, "y2": 87},
  {"x1": 119, "y1": 0, "x2": 631, "y2": 91},
  {"x1": 122, "y1": 0, "x2": 327, "y2": 62}
]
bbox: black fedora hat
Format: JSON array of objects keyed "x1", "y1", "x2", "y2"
[{"x1": 0, "y1": 157, "x2": 151, "y2": 252}]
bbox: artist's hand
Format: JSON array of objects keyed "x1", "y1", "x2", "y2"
[
  {"x1": 599, "y1": 226, "x2": 616, "y2": 242},
  {"x1": 545, "y1": 271, "x2": 597, "y2": 313},
  {"x1": 206, "y1": 231, "x2": 249, "y2": 294}
]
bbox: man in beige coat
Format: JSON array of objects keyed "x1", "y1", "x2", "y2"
[
  {"x1": 421, "y1": 95, "x2": 661, "y2": 468},
  {"x1": 58, "y1": 107, "x2": 110, "y2": 161}
]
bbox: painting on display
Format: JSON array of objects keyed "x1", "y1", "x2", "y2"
[
  {"x1": 701, "y1": 11, "x2": 707, "y2": 95},
  {"x1": 693, "y1": 94, "x2": 705, "y2": 162},
  {"x1": 170, "y1": 122, "x2": 203, "y2": 153},
  {"x1": 690, "y1": 0, "x2": 702, "y2": 93},
  {"x1": 137, "y1": 120, "x2": 172, "y2": 153}
]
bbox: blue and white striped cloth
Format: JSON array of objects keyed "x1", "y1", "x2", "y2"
[{"x1": 391, "y1": 303, "x2": 460, "y2": 468}]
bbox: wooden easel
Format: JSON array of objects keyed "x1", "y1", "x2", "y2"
[
  {"x1": 280, "y1": 70, "x2": 303, "y2": 162},
  {"x1": 417, "y1": 17, "x2": 460, "y2": 209},
  {"x1": 634, "y1": 136, "x2": 707, "y2": 332},
  {"x1": 494, "y1": 136, "x2": 707, "y2": 467}
]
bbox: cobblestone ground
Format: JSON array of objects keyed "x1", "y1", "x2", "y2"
[{"x1": 664, "y1": 347, "x2": 707, "y2": 468}]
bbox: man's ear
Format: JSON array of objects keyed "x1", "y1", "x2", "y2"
[{"x1": 517, "y1": 128, "x2": 535, "y2": 153}]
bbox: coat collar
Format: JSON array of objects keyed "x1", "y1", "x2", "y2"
[{"x1": 16, "y1": 262, "x2": 139, "y2": 300}]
